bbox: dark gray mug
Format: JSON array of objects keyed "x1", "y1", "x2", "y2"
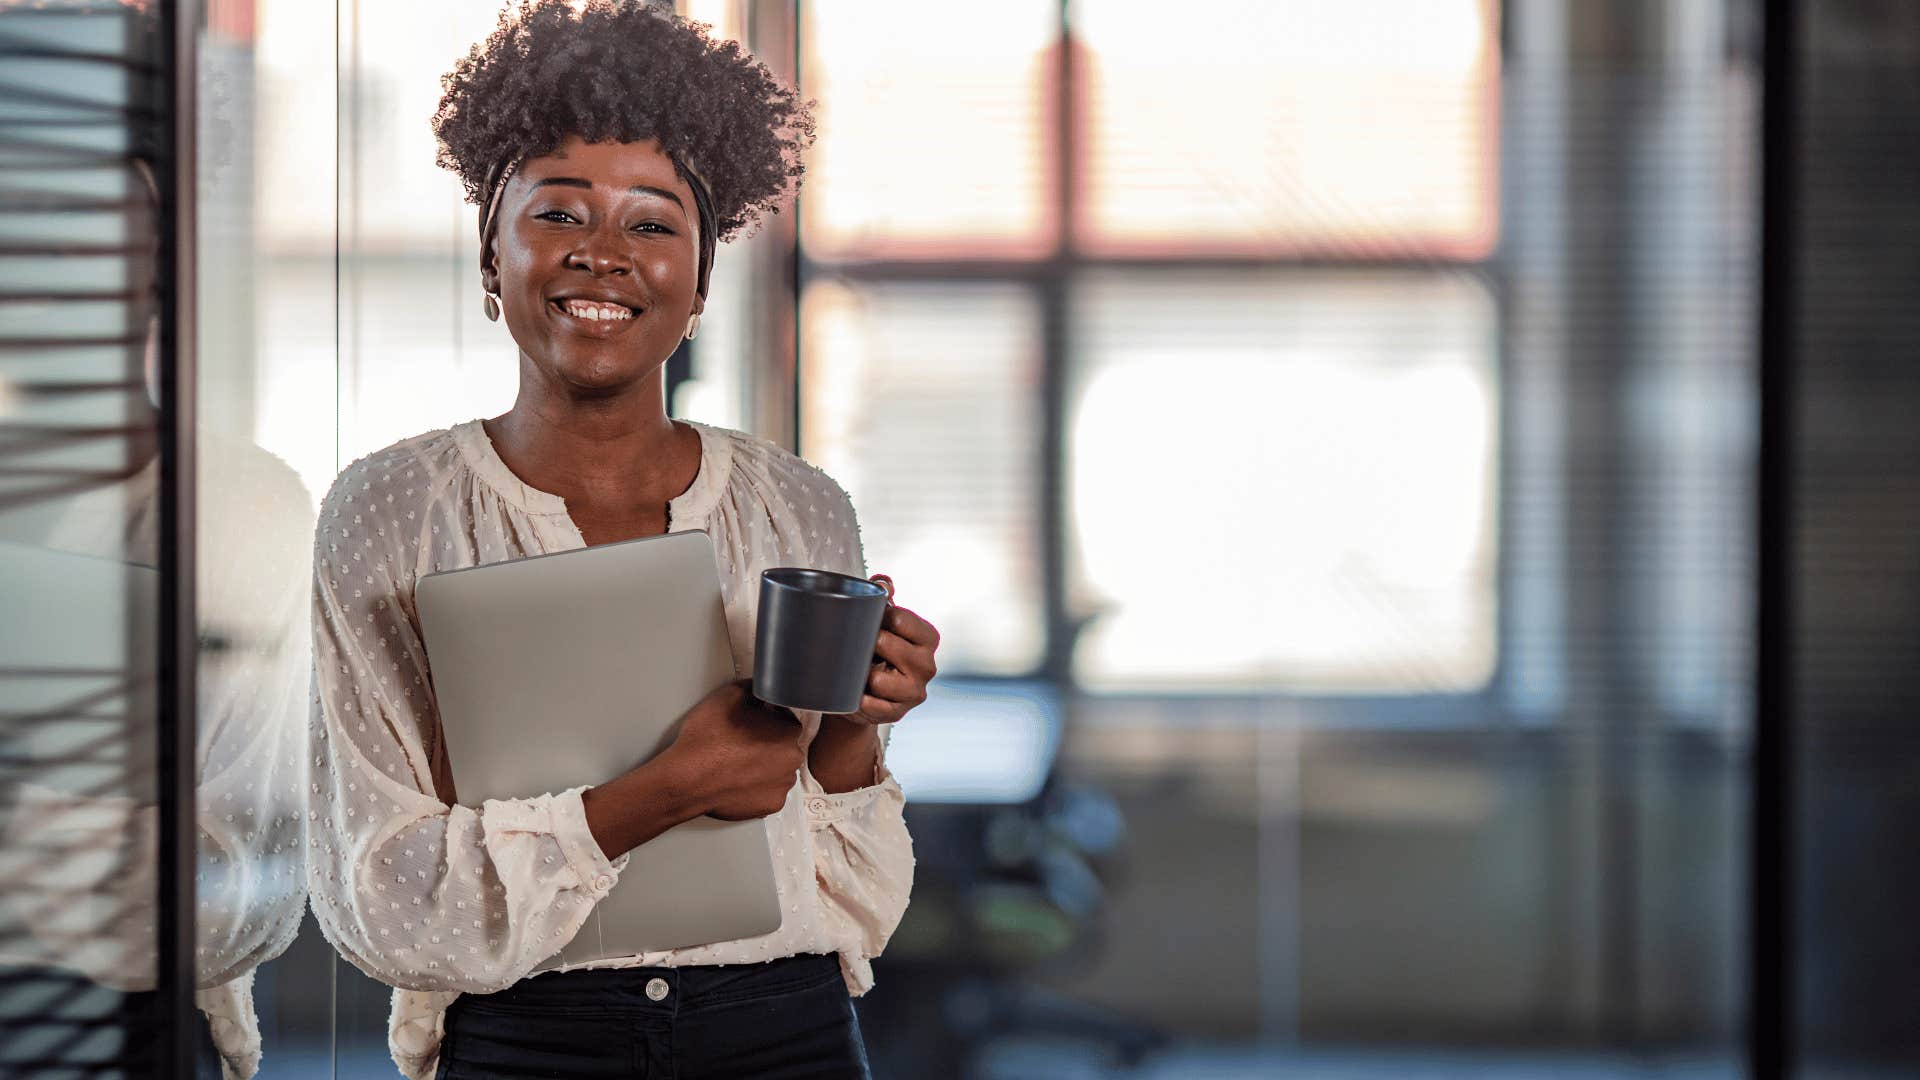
[{"x1": 752, "y1": 567, "x2": 891, "y2": 715}]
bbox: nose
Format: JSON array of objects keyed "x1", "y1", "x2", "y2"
[{"x1": 566, "y1": 225, "x2": 631, "y2": 276}]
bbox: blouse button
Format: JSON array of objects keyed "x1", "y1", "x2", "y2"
[
  {"x1": 592, "y1": 874, "x2": 614, "y2": 893},
  {"x1": 645, "y1": 978, "x2": 670, "y2": 1002},
  {"x1": 806, "y1": 797, "x2": 830, "y2": 817}
]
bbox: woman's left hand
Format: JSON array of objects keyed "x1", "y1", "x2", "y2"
[{"x1": 829, "y1": 573, "x2": 939, "y2": 726}]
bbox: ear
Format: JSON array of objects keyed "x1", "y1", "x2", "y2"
[{"x1": 479, "y1": 232, "x2": 501, "y2": 296}]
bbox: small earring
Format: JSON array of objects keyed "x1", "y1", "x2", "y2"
[
  {"x1": 483, "y1": 292, "x2": 500, "y2": 322},
  {"x1": 684, "y1": 312, "x2": 701, "y2": 340}
]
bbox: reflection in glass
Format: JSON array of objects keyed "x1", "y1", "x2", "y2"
[
  {"x1": 1, "y1": 4, "x2": 325, "y2": 1077},
  {"x1": 198, "y1": 0, "x2": 341, "y2": 1074},
  {"x1": 0, "y1": 5, "x2": 173, "y2": 1073}
]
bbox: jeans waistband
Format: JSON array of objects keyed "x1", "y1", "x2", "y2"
[{"x1": 460, "y1": 952, "x2": 844, "y2": 1013}]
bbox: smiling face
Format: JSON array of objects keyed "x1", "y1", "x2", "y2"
[{"x1": 482, "y1": 135, "x2": 704, "y2": 395}]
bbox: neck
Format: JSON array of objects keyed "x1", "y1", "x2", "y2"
[{"x1": 485, "y1": 357, "x2": 690, "y2": 506}]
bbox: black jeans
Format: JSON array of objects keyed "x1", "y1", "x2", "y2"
[{"x1": 434, "y1": 953, "x2": 872, "y2": 1079}]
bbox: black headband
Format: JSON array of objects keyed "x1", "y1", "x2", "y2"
[{"x1": 671, "y1": 153, "x2": 718, "y2": 299}]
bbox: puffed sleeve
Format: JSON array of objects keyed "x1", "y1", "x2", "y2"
[
  {"x1": 190, "y1": 447, "x2": 315, "y2": 1080},
  {"x1": 187, "y1": 514, "x2": 307, "y2": 1077},
  {"x1": 795, "y1": 479, "x2": 916, "y2": 995},
  {"x1": 304, "y1": 456, "x2": 626, "y2": 995}
]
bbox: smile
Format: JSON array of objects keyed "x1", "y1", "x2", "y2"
[{"x1": 549, "y1": 298, "x2": 638, "y2": 323}]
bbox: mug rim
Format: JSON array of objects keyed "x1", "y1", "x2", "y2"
[{"x1": 760, "y1": 566, "x2": 888, "y2": 600}]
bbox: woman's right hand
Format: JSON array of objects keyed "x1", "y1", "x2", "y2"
[{"x1": 663, "y1": 678, "x2": 806, "y2": 821}]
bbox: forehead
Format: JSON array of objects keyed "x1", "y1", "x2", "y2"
[{"x1": 516, "y1": 135, "x2": 688, "y2": 193}]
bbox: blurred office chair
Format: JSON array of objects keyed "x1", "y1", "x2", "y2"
[{"x1": 867, "y1": 680, "x2": 1164, "y2": 1079}]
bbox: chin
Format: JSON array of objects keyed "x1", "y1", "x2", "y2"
[{"x1": 552, "y1": 351, "x2": 657, "y2": 394}]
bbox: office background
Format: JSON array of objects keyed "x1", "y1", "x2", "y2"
[{"x1": 1, "y1": 0, "x2": 1916, "y2": 1076}]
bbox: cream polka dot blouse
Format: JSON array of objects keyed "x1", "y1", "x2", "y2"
[{"x1": 305, "y1": 417, "x2": 915, "y2": 1079}]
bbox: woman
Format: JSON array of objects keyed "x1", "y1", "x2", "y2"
[{"x1": 304, "y1": 3, "x2": 937, "y2": 1076}]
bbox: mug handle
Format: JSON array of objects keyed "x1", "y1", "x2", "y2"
[{"x1": 868, "y1": 574, "x2": 898, "y2": 674}]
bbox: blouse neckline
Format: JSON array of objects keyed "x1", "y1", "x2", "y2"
[{"x1": 447, "y1": 416, "x2": 732, "y2": 535}]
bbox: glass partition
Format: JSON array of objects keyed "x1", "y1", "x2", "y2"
[{"x1": 0, "y1": 4, "x2": 180, "y2": 1074}]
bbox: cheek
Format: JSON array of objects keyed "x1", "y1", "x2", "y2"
[
  {"x1": 496, "y1": 238, "x2": 545, "y2": 298},
  {"x1": 641, "y1": 249, "x2": 700, "y2": 306}
]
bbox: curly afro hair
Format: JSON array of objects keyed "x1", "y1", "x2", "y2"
[{"x1": 432, "y1": 0, "x2": 816, "y2": 244}]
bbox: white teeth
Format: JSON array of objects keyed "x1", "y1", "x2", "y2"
[{"x1": 561, "y1": 300, "x2": 632, "y2": 321}]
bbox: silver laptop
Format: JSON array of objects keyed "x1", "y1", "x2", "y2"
[{"x1": 415, "y1": 529, "x2": 782, "y2": 970}]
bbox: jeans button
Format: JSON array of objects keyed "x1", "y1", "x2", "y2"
[{"x1": 645, "y1": 977, "x2": 669, "y2": 1002}]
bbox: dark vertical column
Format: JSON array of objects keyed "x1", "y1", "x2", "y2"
[
  {"x1": 1041, "y1": 0, "x2": 1073, "y2": 682},
  {"x1": 157, "y1": 1, "x2": 198, "y2": 1077},
  {"x1": 1752, "y1": 0, "x2": 1795, "y2": 1075},
  {"x1": 1789, "y1": 1, "x2": 1920, "y2": 1073}
]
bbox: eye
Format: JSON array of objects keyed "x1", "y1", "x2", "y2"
[
  {"x1": 631, "y1": 222, "x2": 674, "y2": 235},
  {"x1": 534, "y1": 209, "x2": 579, "y2": 224}
]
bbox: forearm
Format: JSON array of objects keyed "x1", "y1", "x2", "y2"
[
  {"x1": 807, "y1": 716, "x2": 882, "y2": 794},
  {"x1": 581, "y1": 749, "x2": 708, "y2": 861}
]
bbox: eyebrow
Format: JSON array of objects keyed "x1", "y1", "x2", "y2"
[{"x1": 528, "y1": 176, "x2": 685, "y2": 210}]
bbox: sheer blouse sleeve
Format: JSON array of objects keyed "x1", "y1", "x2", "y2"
[{"x1": 304, "y1": 456, "x2": 626, "y2": 994}]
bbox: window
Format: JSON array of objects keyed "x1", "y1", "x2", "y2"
[
  {"x1": 798, "y1": 0, "x2": 1501, "y2": 696},
  {"x1": 1067, "y1": 270, "x2": 1498, "y2": 692},
  {"x1": 1075, "y1": 0, "x2": 1498, "y2": 257},
  {"x1": 801, "y1": 281, "x2": 1047, "y2": 675},
  {"x1": 799, "y1": 0, "x2": 1058, "y2": 260}
]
